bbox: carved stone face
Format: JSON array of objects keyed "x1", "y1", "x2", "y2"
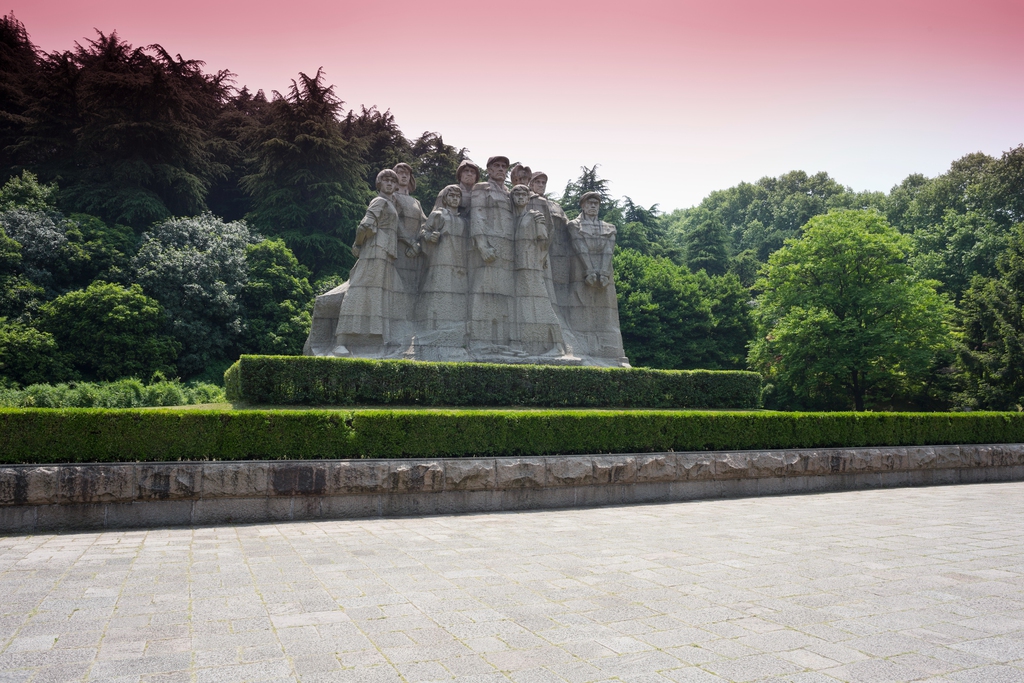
[
  {"x1": 511, "y1": 170, "x2": 530, "y2": 186},
  {"x1": 511, "y1": 188, "x2": 529, "y2": 208},
  {"x1": 445, "y1": 190, "x2": 462, "y2": 208},
  {"x1": 459, "y1": 168, "x2": 477, "y2": 186},
  {"x1": 487, "y1": 160, "x2": 508, "y2": 183},
  {"x1": 582, "y1": 197, "x2": 600, "y2": 219},
  {"x1": 379, "y1": 176, "x2": 398, "y2": 195},
  {"x1": 530, "y1": 177, "x2": 547, "y2": 195},
  {"x1": 395, "y1": 167, "x2": 412, "y2": 188}
]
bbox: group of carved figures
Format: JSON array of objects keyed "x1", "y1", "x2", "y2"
[{"x1": 302, "y1": 156, "x2": 629, "y2": 366}]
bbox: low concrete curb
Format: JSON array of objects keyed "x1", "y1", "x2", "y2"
[{"x1": 2, "y1": 444, "x2": 1023, "y2": 532}]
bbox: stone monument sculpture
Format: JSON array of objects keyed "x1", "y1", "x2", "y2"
[
  {"x1": 468, "y1": 156, "x2": 517, "y2": 356},
  {"x1": 566, "y1": 191, "x2": 628, "y2": 365},
  {"x1": 302, "y1": 156, "x2": 629, "y2": 367},
  {"x1": 511, "y1": 185, "x2": 566, "y2": 357},
  {"x1": 509, "y1": 164, "x2": 533, "y2": 188},
  {"x1": 391, "y1": 162, "x2": 426, "y2": 339},
  {"x1": 415, "y1": 184, "x2": 470, "y2": 360},
  {"x1": 331, "y1": 169, "x2": 402, "y2": 357}
]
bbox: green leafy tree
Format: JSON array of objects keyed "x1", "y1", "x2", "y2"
[
  {"x1": 665, "y1": 170, "x2": 857, "y2": 264},
  {"x1": 682, "y1": 207, "x2": 730, "y2": 276},
  {"x1": 204, "y1": 87, "x2": 270, "y2": 223},
  {"x1": 614, "y1": 249, "x2": 753, "y2": 369},
  {"x1": 0, "y1": 13, "x2": 38, "y2": 176},
  {"x1": 0, "y1": 170, "x2": 56, "y2": 211},
  {"x1": 241, "y1": 69, "x2": 369, "y2": 278},
  {"x1": 909, "y1": 209, "x2": 1010, "y2": 300},
  {"x1": 410, "y1": 132, "x2": 468, "y2": 210},
  {"x1": 0, "y1": 222, "x2": 42, "y2": 317},
  {"x1": 37, "y1": 281, "x2": 179, "y2": 381},
  {"x1": 16, "y1": 32, "x2": 231, "y2": 227},
  {"x1": 239, "y1": 238, "x2": 313, "y2": 355},
  {"x1": 956, "y1": 224, "x2": 1024, "y2": 409},
  {"x1": 559, "y1": 165, "x2": 622, "y2": 224},
  {"x1": 341, "y1": 105, "x2": 412, "y2": 188},
  {"x1": 0, "y1": 318, "x2": 70, "y2": 385},
  {"x1": 132, "y1": 213, "x2": 255, "y2": 377},
  {"x1": 0, "y1": 208, "x2": 88, "y2": 296},
  {"x1": 749, "y1": 210, "x2": 952, "y2": 411}
]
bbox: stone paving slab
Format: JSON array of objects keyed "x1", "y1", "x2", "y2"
[{"x1": 1, "y1": 482, "x2": 1023, "y2": 682}]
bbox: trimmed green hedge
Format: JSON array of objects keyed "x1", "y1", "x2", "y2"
[
  {"x1": 2, "y1": 408, "x2": 1024, "y2": 463},
  {"x1": 224, "y1": 355, "x2": 763, "y2": 408}
]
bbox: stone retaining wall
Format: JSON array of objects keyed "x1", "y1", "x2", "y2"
[{"x1": 3, "y1": 444, "x2": 1024, "y2": 532}]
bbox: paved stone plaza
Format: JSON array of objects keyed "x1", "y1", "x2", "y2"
[{"x1": 2, "y1": 482, "x2": 1023, "y2": 682}]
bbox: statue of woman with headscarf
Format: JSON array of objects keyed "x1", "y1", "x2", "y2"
[
  {"x1": 417, "y1": 184, "x2": 469, "y2": 334},
  {"x1": 333, "y1": 169, "x2": 402, "y2": 357},
  {"x1": 510, "y1": 184, "x2": 566, "y2": 357}
]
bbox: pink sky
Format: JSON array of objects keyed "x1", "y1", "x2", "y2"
[{"x1": 13, "y1": 0, "x2": 1024, "y2": 210}]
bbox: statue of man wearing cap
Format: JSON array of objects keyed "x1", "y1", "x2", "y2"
[
  {"x1": 527, "y1": 171, "x2": 577, "y2": 353},
  {"x1": 468, "y1": 155, "x2": 517, "y2": 354},
  {"x1": 388, "y1": 163, "x2": 427, "y2": 336},
  {"x1": 566, "y1": 191, "x2": 628, "y2": 365}
]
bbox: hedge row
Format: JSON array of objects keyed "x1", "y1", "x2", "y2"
[
  {"x1": 224, "y1": 355, "x2": 763, "y2": 408},
  {"x1": 2, "y1": 408, "x2": 1024, "y2": 463}
]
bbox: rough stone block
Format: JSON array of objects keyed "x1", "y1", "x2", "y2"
[
  {"x1": 592, "y1": 456, "x2": 636, "y2": 485},
  {"x1": 571, "y1": 483, "x2": 620, "y2": 508},
  {"x1": 433, "y1": 489, "x2": 502, "y2": 515},
  {"x1": 137, "y1": 464, "x2": 199, "y2": 501},
  {"x1": 328, "y1": 460, "x2": 392, "y2": 494},
  {"x1": 757, "y1": 475, "x2": 806, "y2": 497},
  {"x1": 630, "y1": 482, "x2": 673, "y2": 503},
  {"x1": 495, "y1": 458, "x2": 547, "y2": 489},
  {"x1": 546, "y1": 457, "x2": 595, "y2": 487},
  {"x1": 321, "y1": 493, "x2": 379, "y2": 519},
  {"x1": 668, "y1": 479, "x2": 719, "y2": 502},
  {"x1": 635, "y1": 453, "x2": 678, "y2": 483},
  {"x1": 388, "y1": 461, "x2": 444, "y2": 493},
  {"x1": 192, "y1": 497, "x2": 270, "y2": 526},
  {"x1": 821, "y1": 448, "x2": 895, "y2": 473},
  {"x1": 746, "y1": 450, "x2": 804, "y2": 478},
  {"x1": 720, "y1": 477, "x2": 759, "y2": 499},
  {"x1": 0, "y1": 466, "x2": 58, "y2": 506},
  {"x1": 201, "y1": 462, "x2": 268, "y2": 498},
  {"x1": 104, "y1": 500, "x2": 193, "y2": 528},
  {"x1": 802, "y1": 450, "x2": 832, "y2": 475},
  {"x1": 268, "y1": 462, "x2": 327, "y2": 496},
  {"x1": 381, "y1": 492, "x2": 447, "y2": 516},
  {"x1": 988, "y1": 443, "x2": 1024, "y2": 467},
  {"x1": 290, "y1": 495, "x2": 323, "y2": 520},
  {"x1": 714, "y1": 452, "x2": 752, "y2": 479},
  {"x1": 0, "y1": 504, "x2": 35, "y2": 531},
  {"x1": 676, "y1": 453, "x2": 714, "y2": 480},
  {"x1": 443, "y1": 459, "x2": 496, "y2": 491},
  {"x1": 906, "y1": 445, "x2": 961, "y2": 470},
  {"x1": 36, "y1": 502, "x2": 106, "y2": 530},
  {"x1": 507, "y1": 486, "x2": 573, "y2": 510},
  {"x1": 959, "y1": 444, "x2": 988, "y2": 468},
  {"x1": 57, "y1": 465, "x2": 135, "y2": 504}
]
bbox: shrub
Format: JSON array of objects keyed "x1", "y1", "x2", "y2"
[
  {"x1": 224, "y1": 355, "x2": 763, "y2": 409},
  {"x1": 1, "y1": 408, "x2": 1023, "y2": 464},
  {"x1": 0, "y1": 378, "x2": 224, "y2": 408},
  {"x1": 0, "y1": 318, "x2": 72, "y2": 385},
  {"x1": 37, "y1": 282, "x2": 179, "y2": 381}
]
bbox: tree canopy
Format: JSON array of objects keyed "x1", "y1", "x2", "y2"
[{"x1": 749, "y1": 210, "x2": 952, "y2": 410}]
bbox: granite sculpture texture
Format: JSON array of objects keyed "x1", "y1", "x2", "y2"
[{"x1": 303, "y1": 157, "x2": 629, "y2": 366}]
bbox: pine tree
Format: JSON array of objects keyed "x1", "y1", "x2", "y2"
[{"x1": 240, "y1": 69, "x2": 369, "y2": 278}]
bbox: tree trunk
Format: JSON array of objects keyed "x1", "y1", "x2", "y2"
[{"x1": 851, "y1": 369, "x2": 865, "y2": 411}]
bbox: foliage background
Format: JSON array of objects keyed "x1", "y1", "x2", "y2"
[{"x1": 2, "y1": 14, "x2": 1023, "y2": 412}]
